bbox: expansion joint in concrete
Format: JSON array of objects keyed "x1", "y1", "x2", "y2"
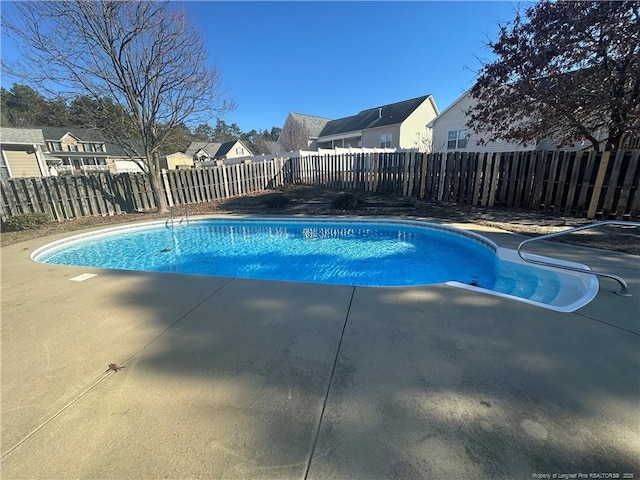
[{"x1": 303, "y1": 285, "x2": 357, "y2": 480}]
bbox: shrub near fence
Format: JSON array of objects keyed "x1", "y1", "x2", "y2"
[{"x1": 1, "y1": 150, "x2": 638, "y2": 222}]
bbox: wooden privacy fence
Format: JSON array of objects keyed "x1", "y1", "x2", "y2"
[
  {"x1": 0, "y1": 158, "x2": 287, "y2": 222},
  {"x1": 1, "y1": 150, "x2": 638, "y2": 222},
  {"x1": 161, "y1": 158, "x2": 286, "y2": 207},
  {"x1": 287, "y1": 149, "x2": 640, "y2": 220}
]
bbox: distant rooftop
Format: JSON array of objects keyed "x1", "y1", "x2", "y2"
[
  {"x1": 319, "y1": 95, "x2": 432, "y2": 137},
  {"x1": 287, "y1": 113, "x2": 331, "y2": 139},
  {"x1": 0, "y1": 127, "x2": 46, "y2": 145}
]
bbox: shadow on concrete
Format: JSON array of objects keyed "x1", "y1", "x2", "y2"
[
  {"x1": 306, "y1": 285, "x2": 639, "y2": 478},
  {"x1": 87, "y1": 261, "x2": 640, "y2": 478}
]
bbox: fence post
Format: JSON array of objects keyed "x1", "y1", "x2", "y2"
[
  {"x1": 587, "y1": 150, "x2": 611, "y2": 219},
  {"x1": 161, "y1": 169, "x2": 173, "y2": 207},
  {"x1": 419, "y1": 154, "x2": 428, "y2": 199}
]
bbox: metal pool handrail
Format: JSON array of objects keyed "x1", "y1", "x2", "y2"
[
  {"x1": 167, "y1": 205, "x2": 190, "y2": 227},
  {"x1": 517, "y1": 220, "x2": 640, "y2": 297}
]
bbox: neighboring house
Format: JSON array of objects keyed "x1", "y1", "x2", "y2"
[
  {"x1": 216, "y1": 140, "x2": 253, "y2": 160},
  {"x1": 278, "y1": 113, "x2": 331, "y2": 152},
  {"x1": 316, "y1": 95, "x2": 439, "y2": 151},
  {"x1": 184, "y1": 140, "x2": 254, "y2": 163},
  {"x1": 0, "y1": 127, "x2": 49, "y2": 179},
  {"x1": 40, "y1": 127, "x2": 145, "y2": 174},
  {"x1": 264, "y1": 141, "x2": 283, "y2": 156},
  {"x1": 41, "y1": 127, "x2": 110, "y2": 173},
  {"x1": 159, "y1": 152, "x2": 193, "y2": 170},
  {"x1": 102, "y1": 141, "x2": 146, "y2": 174},
  {"x1": 427, "y1": 89, "x2": 610, "y2": 154}
]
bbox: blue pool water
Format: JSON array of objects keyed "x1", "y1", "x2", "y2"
[
  {"x1": 34, "y1": 219, "x2": 497, "y2": 287},
  {"x1": 32, "y1": 217, "x2": 598, "y2": 311}
]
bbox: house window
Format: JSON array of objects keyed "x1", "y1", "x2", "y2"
[
  {"x1": 447, "y1": 129, "x2": 468, "y2": 149},
  {"x1": 235, "y1": 147, "x2": 244, "y2": 155},
  {"x1": 0, "y1": 153, "x2": 10, "y2": 179},
  {"x1": 49, "y1": 142, "x2": 62, "y2": 151},
  {"x1": 68, "y1": 144, "x2": 79, "y2": 152},
  {"x1": 379, "y1": 133, "x2": 392, "y2": 148},
  {"x1": 83, "y1": 143, "x2": 100, "y2": 152}
]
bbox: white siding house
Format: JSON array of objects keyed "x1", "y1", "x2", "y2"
[
  {"x1": 427, "y1": 90, "x2": 530, "y2": 154},
  {"x1": 0, "y1": 128, "x2": 49, "y2": 178},
  {"x1": 428, "y1": 89, "x2": 605, "y2": 153}
]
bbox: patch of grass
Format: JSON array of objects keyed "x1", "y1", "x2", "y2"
[
  {"x1": 331, "y1": 193, "x2": 365, "y2": 210},
  {"x1": 262, "y1": 194, "x2": 290, "y2": 209},
  {"x1": 2, "y1": 212, "x2": 52, "y2": 231}
]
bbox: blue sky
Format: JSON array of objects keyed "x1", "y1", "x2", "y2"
[
  {"x1": 186, "y1": 1, "x2": 522, "y2": 131},
  {"x1": 1, "y1": 1, "x2": 523, "y2": 133}
]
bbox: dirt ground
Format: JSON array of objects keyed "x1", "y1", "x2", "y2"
[{"x1": 2, "y1": 185, "x2": 638, "y2": 255}]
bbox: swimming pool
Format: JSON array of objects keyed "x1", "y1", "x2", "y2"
[{"x1": 32, "y1": 217, "x2": 599, "y2": 312}]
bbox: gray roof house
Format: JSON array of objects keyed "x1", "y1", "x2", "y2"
[
  {"x1": 41, "y1": 127, "x2": 145, "y2": 174},
  {"x1": 0, "y1": 127, "x2": 48, "y2": 178},
  {"x1": 277, "y1": 113, "x2": 331, "y2": 152},
  {"x1": 277, "y1": 95, "x2": 439, "y2": 153},
  {"x1": 185, "y1": 140, "x2": 254, "y2": 164},
  {"x1": 316, "y1": 95, "x2": 439, "y2": 151}
]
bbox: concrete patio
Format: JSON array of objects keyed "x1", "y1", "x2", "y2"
[{"x1": 1, "y1": 219, "x2": 638, "y2": 479}]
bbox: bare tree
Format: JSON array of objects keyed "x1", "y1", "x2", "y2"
[
  {"x1": 2, "y1": 1, "x2": 234, "y2": 212},
  {"x1": 279, "y1": 117, "x2": 310, "y2": 152}
]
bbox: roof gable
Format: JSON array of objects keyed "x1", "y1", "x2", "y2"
[
  {"x1": 40, "y1": 126, "x2": 105, "y2": 142},
  {"x1": 184, "y1": 142, "x2": 221, "y2": 157},
  {"x1": 0, "y1": 127, "x2": 46, "y2": 145},
  {"x1": 427, "y1": 89, "x2": 472, "y2": 127},
  {"x1": 215, "y1": 140, "x2": 239, "y2": 157},
  {"x1": 319, "y1": 95, "x2": 431, "y2": 137},
  {"x1": 287, "y1": 113, "x2": 331, "y2": 138}
]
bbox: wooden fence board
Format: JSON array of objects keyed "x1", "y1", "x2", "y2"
[
  {"x1": 487, "y1": 152, "x2": 502, "y2": 207},
  {"x1": 601, "y1": 150, "x2": 626, "y2": 217},
  {"x1": 497, "y1": 152, "x2": 511, "y2": 205},
  {"x1": 418, "y1": 153, "x2": 427, "y2": 199},
  {"x1": 512, "y1": 152, "x2": 526, "y2": 208},
  {"x1": 530, "y1": 151, "x2": 547, "y2": 209},
  {"x1": 40, "y1": 177, "x2": 61, "y2": 220},
  {"x1": 95, "y1": 175, "x2": 110, "y2": 215},
  {"x1": 480, "y1": 153, "x2": 493, "y2": 206},
  {"x1": 543, "y1": 150, "x2": 560, "y2": 209},
  {"x1": 564, "y1": 151, "x2": 585, "y2": 215},
  {"x1": 472, "y1": 153, "x2": 485, "y2": 205},
  {"x1": 588, "y1": 151, "x2": 611, "y2": 219},
  {"x1": 575, "y1": 151, "x2": 597, "y2": 214},
  {"x1": 404, "y1": 153, "x2": 414, "y2": 197},
  {"x1": 551, "y1": 151, "x2": 571, "y2": 213},
  {"x1": 12, "y1": 179, "x2": 30, "y2": 214},
  {"x1": 615, "y1": 151, "x2": 639, "y2": 219},
  {"x1": 56, "y1": 177, "x2": 74, "y2": 218},
  {"x1": 459, "y1": 153, "x2": 469, "y2": 203},
  {"x1": 66, "y1": 177, "x2": 82, "y2": 217},
  {"x1": 221, "y1": 166, "x2": 230, "y2": 198}
]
